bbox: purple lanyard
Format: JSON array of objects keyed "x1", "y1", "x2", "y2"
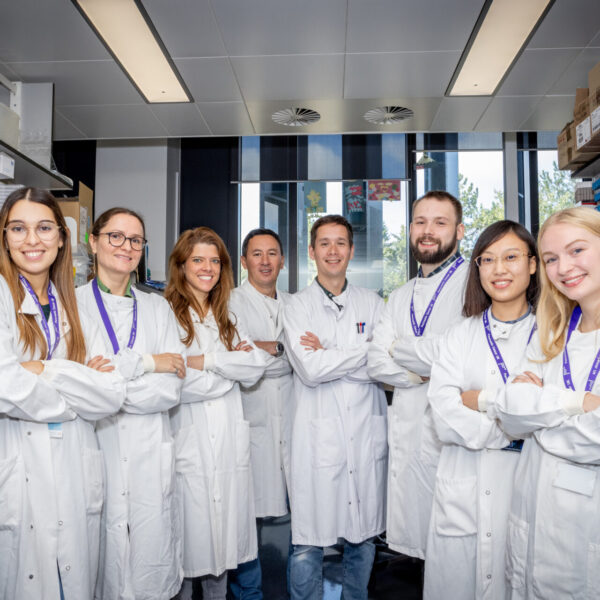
[
  {"x1": 410, "y1": 256, "x2": 464, "y2": 337},
  {"x1": 92, "y1": 278, "x2": 137, "y2": 354},
  {"x1": 19, "y1": 275, "x2": 60, "y2": 359},
  {"x1": 562, "y1": 306, "x2": 600, "y2": 392},
  {"x1": 483, "y1": 309, "x2": 536, "y2": 384}
]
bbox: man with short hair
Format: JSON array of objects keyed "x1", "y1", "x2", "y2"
[
  {"x1": 228, "y1": 228, "x2": 293, "y2": 599},
  {"x1": 368, "y1": 190, "x2": 468, "y2": 561},
  {"x1": 283, "y1": 215, "x2": 386, "y2": 600}
]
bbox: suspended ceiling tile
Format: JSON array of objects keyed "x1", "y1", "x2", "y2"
[
  {"x1": 430, "y1": 97, "x2": 492, "y2": 131},
  {"x1": 212, "y1": 0, "x2": 347, "y2": 56},
  {"x1": 6, "y1": 60, "x2": 143, "y2": 106},
  {"x1": 197, "y1": 102, "x2": 255, "y2": 135},
  {"x1": 53, "y1": 110, "x2": 87, "y2": 140},
  {"x1": 497, "y1": 49, "x2": 581, "y2": 96},
  {"x1": 475, "y1": 96, "x2": 543, "y2": 131},
  {"x1": 519, "y1": 95, "x2": 575, "y2": 130},
  {"x1": 58, "y1": 105, "x2": 168, "y2": 139},
  {"x1": 231, "y1": 54, "x2": 344, "y2": 101},
  {"x1": 549, "y1": 47, "x2": 600, "y2": 94},
  {"x1": 143, "y1": 0, "x2": 227, "y2": 57},
  {"x1": 174, "y1": 57, "x2": 242, "y2": 102},
  {"x1": 0, "y1": 0, "x2": 109, "y2": 62},
  {"x1": 149, "y1": 104, "x2": 211, "y2": 137},
  {"x1": 346, "y1": 0, "x2": 485, "y2": 53},
  {"x1": 344, "y1": 51, "x2": 461, "y2": 99},
  {"x1": 528, "y1": 0, "x2": 600, "y2": 49}
]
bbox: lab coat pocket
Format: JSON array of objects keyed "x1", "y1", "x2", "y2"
[
  {"x1": 370, "y1": 415, "x2": 388, "y2": 461},
  {"x1": 586, "y1": 543, "x2": 600, "y2": 599},
  {"x1": 505, "y1": 514, "x2": 529, "y2": 592},
  {"x1": 0, "y1": 455, "x2": 22, "y2": 599},
  {"x1": 81, "y1": 448, "x2": 104, "y2": 515},
  {"x1": 175, "y1": 424, "x2": 204, "y2": 475},
  {"x1": 160, "y1": 441, "x2": 176, "y2": 498},
  {"x1": 310, "y1": 417, "x2": 346, "y2": 469},
  {"x1": 433, "y1": 475, "x2": 477, "y2": 537},
  {"x1": 236, "y1": 420, "x2": 251, "y2": 468}
]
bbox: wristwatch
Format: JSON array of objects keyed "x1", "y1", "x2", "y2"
[{"x1": 274, "y1": 342, "x2": 285, "y2": 358}]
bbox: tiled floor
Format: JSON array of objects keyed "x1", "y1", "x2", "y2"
[{"x1": 226, "y1": 515, "x2": 423, "y2": 600}]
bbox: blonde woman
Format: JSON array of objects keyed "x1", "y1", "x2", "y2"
[
  {"x1": 166, "y1": 227, "x2": 266, "y2": 599},
  {"x1": 0, "y1": 187, "x2": 125, "y2": 599},
  {"x1": 489, "y1": 207, "x2": 600, "y2": 598}
]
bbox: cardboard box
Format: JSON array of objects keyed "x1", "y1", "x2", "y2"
[
  {"x1": 58, "y1": 182, "x2": 94, "y2": 249},
  {"x1": 588, "y1": 62, "x2": 600, "y2": 96},
  {"x1": 558, "y1": 121, "x2": 599, "y2": 170},
  {"x1": 574, "y1": 88, "x2": 590, "y2": 124}
]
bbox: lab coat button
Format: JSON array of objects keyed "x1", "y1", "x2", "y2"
[
  {"x1": 27, "y1": 431, "x2": 31, "y2": 436},
  {"x1": 486, "y1": 574, "x2": 491, "y2": 580},
  {"x1": 65, "y1": 565, "x2": 71, "y2": 571},
  {"x1": 123, "y1": 457, "x2": 128, "y2": 462},
  {"x1": 29, "y1": 523, "x2": 34, "y2": 530},
  {"x1": 29, "y1": 574, "x2": 34, "y2": 579},
  {"x1": 58, "y1": 520, "x2": 63, "y2": 526},
  {"x1": 486, "y1": 532, "x2": 491, "y2": 537},
  {"x1": 491, "y1": 370, "x2": 496, "y2": 375},
  {"x1": 349, "y1": 470, "x2": 353, "y2": 474},
  {"x1": 485, "y1": 490, "x2": 491, "y2": 495}
]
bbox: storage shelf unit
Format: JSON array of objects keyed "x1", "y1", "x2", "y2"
[
  {"x1": 0, "y1": 139, "x2": 72, "y2": 190},
  {"x1": 572, "y1": 154, "x2": 600, "y2": 179}
]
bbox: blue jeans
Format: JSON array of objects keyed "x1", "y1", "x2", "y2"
[
  {"x1": 229, "y1": 557, "x2": 263, "y2": 600},
  {"x1": 289, "y1": 538, "x2": 376, "y2": 600}
]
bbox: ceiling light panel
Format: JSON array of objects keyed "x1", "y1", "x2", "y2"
[
  {"x1": 448, "y1": 0, "x2": 554, "y2": 97},
  {"x1": 73, "y1": 0, "x2": 191, "y2": 103}
]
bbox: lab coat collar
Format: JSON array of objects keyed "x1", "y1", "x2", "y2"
[
  {"x1": 311, "y1": 278, "x2": 349, "y2": 316},
  {"x1": 241, "y1": 278, "x2": 280, "y2": 304},
  {"x1": 18, "y1": 279, "x2": 71, "y2": 337},
  {"x1": 488, "y1": 305, "x2": 533, "y2": 341}
]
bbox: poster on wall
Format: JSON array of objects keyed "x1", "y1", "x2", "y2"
[
  {"x1": 368, "y1": 179, "x2": 401, "y2": 202},
  {"x1": 303, "y1": 181, "x2": 327, "y2": 214},
  {"x1": 343, "y1": 180, "x2": 366, "y2": 226}
]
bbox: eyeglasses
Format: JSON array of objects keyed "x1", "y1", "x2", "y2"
[
  {"x1": 99, "y1": 231, "x2": 146, "y2": 251},
  {"x1": 475, "y1": 252, "x2": 532, "y2": 268},
  {"x1": 4, "y1": 221, "x2": 61, "y2": 242}
]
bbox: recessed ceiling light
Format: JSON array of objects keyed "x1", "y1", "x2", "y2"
[
  {"x1": 447, "y1": 0, "x2": 554, "y2": 96},
  {"x1": 72, "y1": 0, "x2": 192, "y2": 103},
  {"x1": 271, "y1": 107, "x2": 321, "y2": 127},
  {"x1": 364, "y1": 106, "x2": 414, "y2": 125}
]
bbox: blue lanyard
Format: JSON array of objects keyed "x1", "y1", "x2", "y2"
[
  {"x1": 92, "y1": 279, "x2": 137, "y2": 354},
  {"x1": 562, "y1": 306, "x2": 600, "y2": 392},
  {"x1": 19, "y1": 275, "x2": 60, "y2": 359},
  {"x1": 410, "y1": 256, "x2": 464, "y2": 337}
]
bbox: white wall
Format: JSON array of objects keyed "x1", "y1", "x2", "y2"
[{"x1": 95, "y1": 139, "x2": 171, "y2": 280}]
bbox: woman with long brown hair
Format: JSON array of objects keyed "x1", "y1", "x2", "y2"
[
  {"x1": 424, "y1": 220, "x2": 538, "y2": 600},
  {"x1": 0, "y1": 187, "x2": 125, "y2": 599},
  {"x1": 166, "y1": 227, "x2": 266, "y2": 599},
  {"x1": 76, "y1": 207, "x2": 186, "y2": 600}
]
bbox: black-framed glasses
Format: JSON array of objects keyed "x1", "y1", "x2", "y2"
[
  {"x1": 475, "y1": 252, "x2": 532, "y2": 268},
  {"x1": 99, "y1": 231, "x2": 146, "y2": 251},
  {"x1": 4, "y1": 220, "x2": 61, "y2": 242}
]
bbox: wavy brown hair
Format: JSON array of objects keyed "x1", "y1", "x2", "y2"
[
  {"x1": 0, "y1": 187, "x2": 86, "y2": 362},
  {"x1": 536, "y1": 207, "x2": 600, "y2": 361},
  {"x1": 165, "y1": 227, "x2": 237, "y2": 349}
]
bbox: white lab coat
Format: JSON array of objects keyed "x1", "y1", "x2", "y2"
[
  {"x1": 77, "y1": 282, "x2": 184, "y2": 600},
  {"x1": 283, "y1": 280, "x2": 387, "y2": 546},
  {"x1": 367, "y1": 260, "x2": 467, "y2": 558},
  {"x1": 490, "y1": 326, "x2": 600, "y2": 599},
  {"x1": 229, "y1": 280, "x2": 293, "y2": 518},
  {"x1": 423, "y1": 312, "x2": 535, "y2": 600},
  {"x1": 0, "y1": 275, "x2": 125, "y2": 600},
  {"x1": 170, "y1": 307, "x2": 266, "y2": 577}
]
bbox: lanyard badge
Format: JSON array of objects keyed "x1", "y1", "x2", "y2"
[
  {"x1": 19, "y1": 275, "x2": 60, "y2": 359},
  {"x1": 92, "y1": 279, "x2": 138, "y2": 353},
  {"x1": 410, "y1": 257, "x2": 464, "y2": 337}
]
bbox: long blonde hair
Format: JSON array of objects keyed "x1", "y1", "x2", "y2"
[
  {"x1": 536, "y1": 206, "x2": 600, "y2": 361},
  {"x1": 165, "y1": 227, "x2": 237, "y2": 349},
  {"x1": 0, "y1": 187, "x2": 87, "y2": 362}
]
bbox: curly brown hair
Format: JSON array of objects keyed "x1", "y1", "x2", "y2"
[{"x1": 165, "y1": 227, "x2": 237, "y2": 349}]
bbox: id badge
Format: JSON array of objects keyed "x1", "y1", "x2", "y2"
[
  {"x1": 553, "y1": 462, "x2": 597, "y2": 497},
  {"x1": 48, "y1": 422, "x2": 63, "y2": 439}
]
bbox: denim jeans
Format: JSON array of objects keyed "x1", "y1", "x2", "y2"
[
  {"x1": 289, "y1": 538, "x2": 376, "y2": 600},
  {"x1": 229, "y1": 557, "x2": 263, "y2": 600}
]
